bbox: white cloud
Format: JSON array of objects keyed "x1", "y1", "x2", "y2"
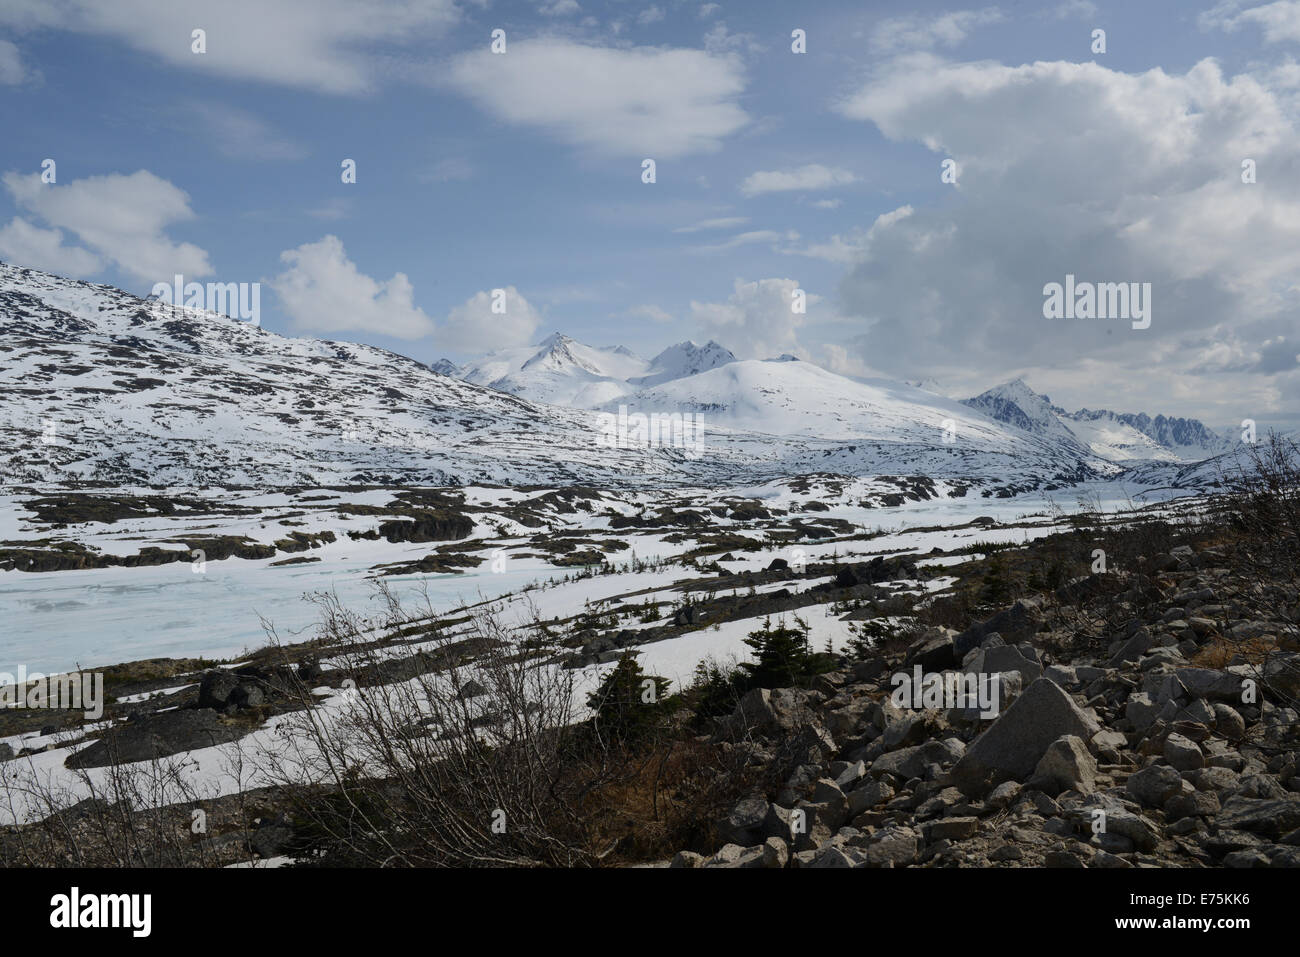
[
  {"x1": 703, "y1": 22, "x2": 763, "y2": 57},
  {"x1": 673, "y1": 215, "x2": 749, "y2": 233},
  {"x1": 0, "y1": 0, "x2": 459, "y2": 93},
  {"x1": 689, "y1": 278, "x2": 817, "y2": 358},
  {"x1": 1200, "y1": 1, "x2": 1300, "y2": 43},
  {"x1": 2, "y1": 169, "x2": 211, "y2": 281},
  {"x1": 1049, "y1": 0, "x2": 1097, "y2": 19},
  {"x1": 831, "y1": 55, "x2": 1300, "y2": 419},
  {"x1": 440, "y1": 286, "x2": 542, "y2": 353},
  {"x1": 812, "y1": 198, "x2": 843, "y2": 209},
  {"x1": 787, "y1": 206, "x2": 911, "y2": 264},
  {"x1": 692, "y1": 229, "x2": 784, "y2": 253},
  {"x1": 539, "y1": 0, "x2": 580, "y2": 16},
  {"x1": 445, "y1": 39, "x2": 748, "y2": 158},
  {"x1": 188, "y1": 103, "x2": 305, "y2": 160},
  {"x1": 869, "y1": 7, "x2": 1004, "y2": 54},
  {"x1": 740, "y1": 164, "x2": 857, "y2": 196},
  {"x1": 620, "y1": 304, "x2": 674, "y2": 323},
  {"x1": 698, "y1": 3, "x2": 721, "y2": 19},
  {"x1": 0, "y1": 218, "x2": 103, "y2": 275},
  {"x1": 0, "y1": 38, "x2": 28, "y2": 83},
  {"x1": 637, "y1": 6, "x2": 665, "y2": 26},
  {"x1": 271, "y1": 235, "x2": 435, "y2": 340}
]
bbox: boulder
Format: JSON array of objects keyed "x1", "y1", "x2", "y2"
[
  {"x1": 1126, "y1": 764, "x2": 1185, "y2": 808},
  {"x1": 719, "y1": 794, "x2": 769, "y2": 846},
  {"x1": 1033, "y1": 735, "x2": 1097, "y2": 795},
  {"x1": 197, "y1": 670, "x2": 240, "y2": 711},
  {"x1": 67, "y1": 708, "x2": 243, "y2": 769},
  {"x1": 1216, "y1": 796, "x2": 1300, "y2": 839},
  {"x1": 948, "y1": 678, "x2": 1100, "y2": 796}
]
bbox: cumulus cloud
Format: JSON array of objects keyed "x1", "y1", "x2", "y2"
[
  {"x1": 0, "y1": 217, "x2": 103, "y2": 275},
  {"x1": 444, "y1": 39, "x2": 748, "y2": 158},
  {"x1": 689, "y1": 278, "x2": 818, "y2": 358},
  {"x1": 2, "y1": 169, "x2": 211, "y2": 281},
  {"x1": 0, "y1": 0, "x2": 458, "y2": 93},
  {"x1": 740, "y1": 164, "x2": 857, "y2": 196},
  {"x1": 1200, "y1": 1, "x2": 1300, "y2": 43},
  {"x1": 439, "y1": 286, "x2": 543, "y2": 353},
  {"x1": 869, "y1": 8, "x2": 1004, "y2": 54},
  {"x1": 0, "y1": 38, "x2": 28, "y2": 83},
  {"x1": 271, "y1": 235, "x2": 435, "y2": 340},
  {"x1": 830, "y1": 54, "x2": 1300, "y2": 420},
  {"x1": 539, "y1": 0, "x2": 580, "y2": 16}
]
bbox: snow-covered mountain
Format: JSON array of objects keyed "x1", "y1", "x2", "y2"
[
  {"x1": 437, "y1": 334, "x2": 735, "y2": 407},
  {"x1": 0, "y1": 263, "x2": 758, "y2": 487},
  {"x1": 631, "y1": 340, "x2": 736, "y2": 388},
  {"x1": 0, "y1": 262, "x2": 1112, "y2": 490},
  {"x1": 963, "y1": 379, "x2": 1234, "y2": 464},
  {"x1": 594, "y1": 357, "x2": 1119, "y2": 477}
]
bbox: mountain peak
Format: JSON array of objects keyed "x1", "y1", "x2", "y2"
[{"x1": 635, "y1": 339, "x2": 737, "y2": 388}]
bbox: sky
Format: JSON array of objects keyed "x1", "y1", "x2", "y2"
[{"x1": 1, "y1": 0, "x2": 1298, "y2": 431}]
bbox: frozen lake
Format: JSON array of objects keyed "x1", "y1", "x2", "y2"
[{"x1": 0, "y1": 482, "x2": 1188, "y2": 675}]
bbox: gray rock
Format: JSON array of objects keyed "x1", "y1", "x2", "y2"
[
  {"x1": 1125, "y1": 693, "x2": 1160, "y2": 733},
  {"x1": 986, "y1": 780, "x2": 1022, "y2": 809},
  {"x1": 927, "y1": 816, "x2": 979, "y2": 841},
  {"x1": 966, "y1": 645, "x2": 1043, "y2": 685},
  {"x1": 1165, "y1": 789, "x2": 1220, "y2": 821},
  {"x1": 761, "y1": 836, "x2": 789, "y2": 869},
  {"x1": 670, "y1": 850, "x2": 705, "y2": 868},
  {"x1": 67, "y1": 708, "x2": 243, "y2": 769},
  {"x1": 1216, "y1": 796, "x2": 1300, "y2": 839},
  {"x1": 1212, "y1": 703, "x2": 1246, "y2": 739},
  {"x1": 847, "y1": 778, "x2": 894, "y2": 816},
  {"x1": 1126, "y1": 764, "x2": 1185, "y2": 808},
  {"x1": 859, "y1": 825, "x2": 920, "y2": 867},
  {"x1": 1102, "y1": 809, "x2": 1161, "y2": 851},
  {"x1": 719, "y1": 794, "x2": 770, "y2": 846},
  {"x1": 948, "y1": 678, "x2": 1101, "y2": 796},
  {"x1": 197, "y1": 670, "x2": 240, "y2": 710},
  {"x1": 1163, "y1": 732, "x2": 1204, "y2": 771},
  {"x1": 1108, "y1": 628, "x2": 1153, "y2": 666},
  {"x1": 1033, "y1": 735, "x2": 1098, "y2": 795}
]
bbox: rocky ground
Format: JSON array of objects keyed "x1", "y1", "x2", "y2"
[{"x1": 674, "y1": 538, "x2": 1300, "y2": 868}]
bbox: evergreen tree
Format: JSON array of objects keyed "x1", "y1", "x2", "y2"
[
  {"x1": 740, "y1": 616, "x2": 814, "y2": 688},
  {"x1": 586, "y1": 652, "x2": 670, "y2": 742}
]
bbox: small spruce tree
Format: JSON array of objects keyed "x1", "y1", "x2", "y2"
[
  {"x1": 740, "y1": 616, "x2": 813, "y2": 689},
  {"x1": 586, "y1": 652, "x2": 671, "y2": 743}
]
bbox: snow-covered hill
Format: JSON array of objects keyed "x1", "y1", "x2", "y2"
[
  {"x1": 439, "y1": 334, "x2": 736, "y2": 407},
  {"x1": 0, "y1": 263, "x2": 757, "y2": 487},
  {"x1": 963, "y1": 379, "x2": 1234, "y2": 464},
  {"x1": 0, "y1": 262, "x2": 1112, "y2": 490}
]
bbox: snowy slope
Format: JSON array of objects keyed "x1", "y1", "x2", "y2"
[
  {"x1": 449, "y1": 333, "x2": 652, "y2": 407},
  {"x1": 0, "y1": 263, "x2": 758, "y2": 487},
  {"x1": 964, "y1": 380, "x2": 1232, "y2": 464},
  {"x1": 0, "y1": 262, "x2": 1119, "y2": 489},
  {"x1": 629, "y1": 340, "x2": 736, "y2": 389},
  {"x1": 443, "y1": 334, "x2": 736, "y2": 407}
]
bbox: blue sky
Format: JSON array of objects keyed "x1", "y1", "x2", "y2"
[{"x1": 2, "y1": 0, "x2": 1299, "y2": 430}]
